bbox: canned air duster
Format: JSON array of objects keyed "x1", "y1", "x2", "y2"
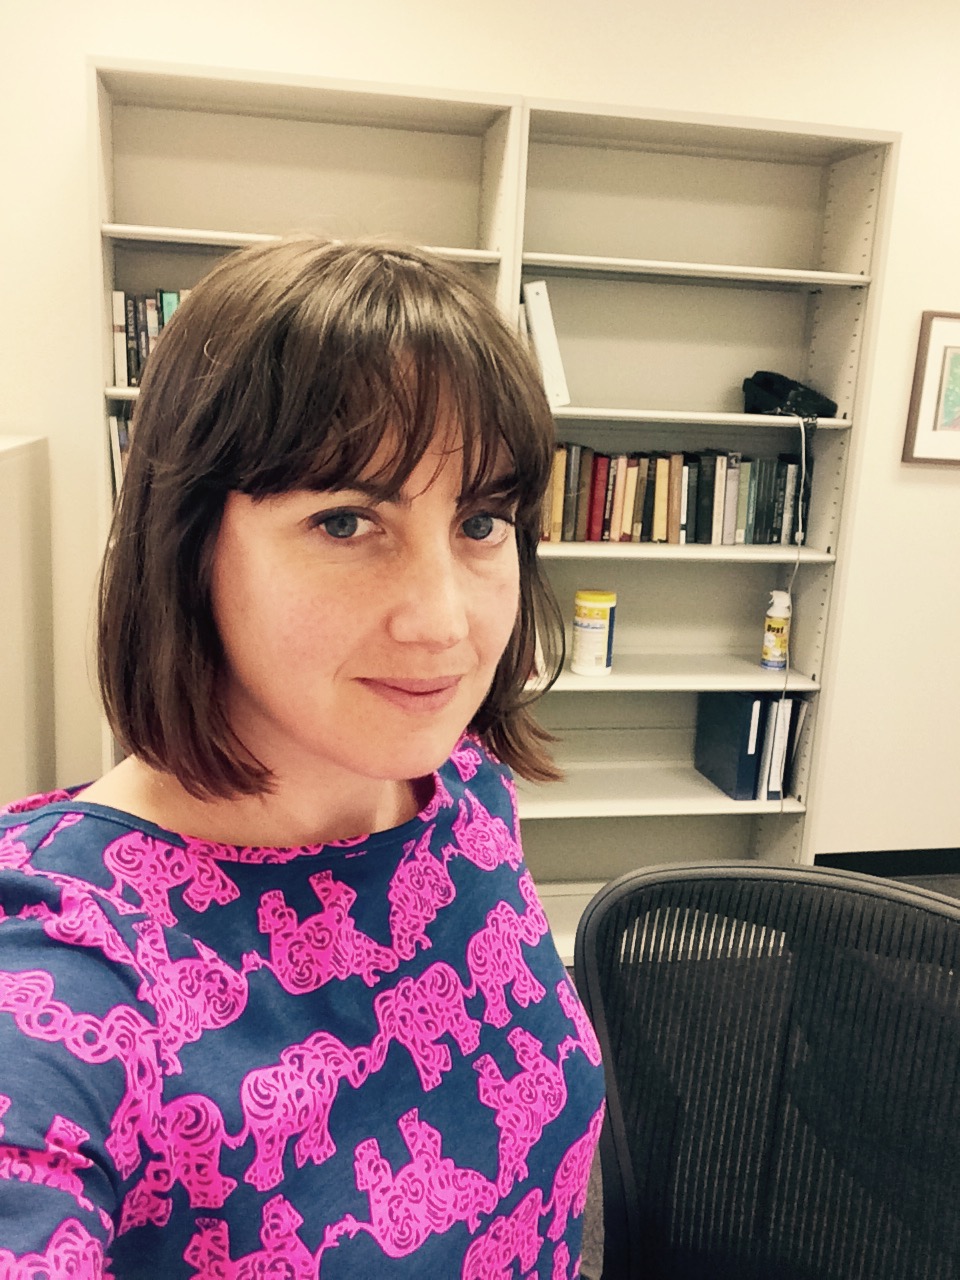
[{"x1": 571, "y1": 590, "x2": 617, "y2": 676}]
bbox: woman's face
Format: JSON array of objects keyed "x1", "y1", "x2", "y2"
[{"x1": 209, "y1": 429, "x2": 521, "y2": 795}]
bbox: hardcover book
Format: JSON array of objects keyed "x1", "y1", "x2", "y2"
[{"x1": 694, "y1": 692, "x2": 769, "y2": 801}]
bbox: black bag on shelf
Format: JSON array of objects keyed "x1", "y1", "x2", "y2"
[{"x1": 742, "y1": 370, "x2": 838, "y2": 419}]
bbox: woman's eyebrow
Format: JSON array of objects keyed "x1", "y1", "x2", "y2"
[{"x1": 460, "y1": 471, "x2": 521, "y2": 502}]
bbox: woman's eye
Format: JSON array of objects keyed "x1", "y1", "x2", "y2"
[
  {"x1": 462, "y1": 512, "x2": 512, "y2": 542},
  {"x1": 315, "y1": 511, "x2": 368, "y2": 540}
]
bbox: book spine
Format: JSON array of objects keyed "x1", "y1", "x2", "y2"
[
  {"x1": 684, "y1": 455, "x2": 700, "y2": 544},
  {"x1": 124, "y1": 293, "x2": 140, "y2": 387},
  {"x1": 562, "y1": 443, "x2": 582, "y2": 542},
  {"x1": 711, "y1": 453, "x2": 728, "y2": 545},
  {"x1": 587, "y1": 454, "x2": 610, "y2": 542},
  {"x1": 735, "y1": 459, "x2": 752, "y2": 544},
  {"x1": 111, "y1": 291, "x2": 128, "y2": 388},
  {"x1": 608, "y1": 455, "x2": 628, "y2": 545},
  {"x1": 521, "y1": 280, "x2": 570, "y2": 408},
  {"x1": 574, "y1": 448, "x2": 594, "y2": 542},
  {"x1": 721, "y1": 451, "x2": 741, "y2": 545},
  {"x1": 631, "y1": 455, "x2": 650, "y2": 541},
  {"x1": 779, "y1": 458, "x2": 800, "y2": 545},
  {"x1": 651, "y1": 455, "x2": 670, "y2": 543},
  {"x1": 695, "y1": 454, "x2": 716, "y2": 544},
  {"x1": 600, "y1": 456, "x2": 618, "y2": 541},
  {"x1": 620, "y1": 455, "x2": 639, "y2": 542},
  {"x1": 666, "y1": 451, "x2": 684, "y2": 544},
  {"x1": 550, "y1": 444, "x2": 567, "y2": 542}
]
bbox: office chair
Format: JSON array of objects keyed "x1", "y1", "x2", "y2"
[{"x1": 574, "y1": 863, "x2": 960, "y2": 1280}]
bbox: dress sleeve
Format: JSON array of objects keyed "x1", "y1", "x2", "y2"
[{"x1": 0, "y1": 867, "x2": 150, "y2": 1268}]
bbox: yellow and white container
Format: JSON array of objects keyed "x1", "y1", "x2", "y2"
[{"x1": 571, "y1": 589, "x2": 617, "y2": 676}]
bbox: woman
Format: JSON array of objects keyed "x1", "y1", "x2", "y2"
[{"x1": 0, "y1": 238, "x2": 605, "y2": 1277}]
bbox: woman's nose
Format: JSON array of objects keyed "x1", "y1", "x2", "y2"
[{"x1": 386, "y1": 541, "x2": 470, "y2": 651}]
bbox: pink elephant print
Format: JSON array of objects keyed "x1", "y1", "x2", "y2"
[
  {"x1": 183, "y1": 1194, "x2": 316, "y2": 1280},
  {"x1": 465, "y1": 871, "x2": 549, "y2": 1027},
  {"x1": 241, "y1": 869, "x2": 397, "y2": 992},
  {"x1": 474, "y1": 1027, "x2": 568, "y2": 1195},
  {"x1": 238, "y1": 1030, "x2": 370, "y2": 1191},
  {"x1": 320, "y1": 1108, "x2": 498, "y2": 1261},
  {"x1": 0, "y1": 1220, "x2": 108, "y2": 1278},
  {"x1": 545, "y1": 1104, "x2": 605, "y2": 1242},
  {"x1": 460, "y1": 1186, "x2": 545, "y2": 1279},
  {"x1": 387, "y1": 827, "x2": 456, "y2": 960},
  {"x1": 119, "y1": 1093, "x2": 245, "y2": 1234},
  {"x1": 442, "y1": 794, "x2": 523, "y2": 872},
  {"x1": 0, "y1": 1096, "x2": 94, "y2": 1212},
  {"x1": 556, "y1": 977, "x2": 603, "y2": 1067},
  {"x1": 133, "y1": 920, "x2": 248, "y2": 1072},
  {"x1": 99, "y1": 831, "x2": 239, "y2": 925},
  {"x1": 369, "y1": 961, "x2": 481, "y2": 1090}
]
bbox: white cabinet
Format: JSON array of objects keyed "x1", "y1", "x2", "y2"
[{"x1": 92, "y1": 63, "x2": 896, "y2": 961}]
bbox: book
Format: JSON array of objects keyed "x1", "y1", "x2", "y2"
[
  {"x1": 679, "y1": 461, "x2": 690, "y2": 543},
  {"x1": 682, "y1": 454, "x2": 700, "y2": 544},
  {"x1": 600, "y1": 455, "x2": 618, "y2": 540},
  {"x1": 574, "y1": 447, "x2": 595, "y2": 542},
  {"x1": 794, "y1": 451, "x2": 815, "y2": 545},
  {"x1": 735, "y1": 458, "x2": 753, "y2": 544},
  {"x1": 587, "y1": 453, "x2": 610, "y2": 541},
  {"x1": 159, "y1": 289, "x2": 180, "y2": 328},
  {"x1": 777, "y1": 453, "x2": 801, "y2": 545},
  {"x1": 549, "y1": 444, "x2": 567, "y2": 541},
  {"x1": 651, "y1": 454, "x2": 670, "y2": 543},
  {"x1": 711, "y1": 451, "x2": 728, "y2": 544},
  {"x1": 145, "y1": 296, "x2": 160, "y2": 355},
  {"x1": 721, "y1": 450, "x2": 741, "y2": 545},
  {"x1": 695, "y1": 453, "x2": 717, "y2": 545},
  {"x1": 743, "y1": 459, "x2": 759, "y2": 544},
  {"x1": 124, "y1": 293, "x2": 140, "y2": 386},
  {"x1": 639, "y1": 455, "x2": 657, "y2": 542},
  {"x1": 562, "y1": 443, "x2": 582, "y2": 541},
  {"x1": 111, "y1": 291, "x2": 128, "y2": 388},
  {"x1": 620, "y1": 455, "x2": 639, "y2": 542},
  {"x1": 756, "y1": 696, "x2": 796, "y2": 800},
  {"x1": 631, "y1": 454, "x2": 650, "y2": 541},
  {"x1": 694, "y1": 692, "x2": 769, "y2": 801},
  {"x1": 135, "y1": 295, "x2": 150, "y2": 366},
  {"x1": 666, "y1": 451, "x2": 684, "y2": 544},
  {"x1": 608, "y1": 454, "x2": 629, "y2": 545},
  {"x1": 107, "y1": 412, "x2": 131, "y2": 499},
  {"x1": 752, "y1": 456, "x2": 779, "y2": 544},
  {"x1": 521, "y1": 280, "x2": 570, "y2": 408}
]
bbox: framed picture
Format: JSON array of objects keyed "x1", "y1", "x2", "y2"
[{"x1": 903, "y1": 311, "x2": 960, "y2": 465}]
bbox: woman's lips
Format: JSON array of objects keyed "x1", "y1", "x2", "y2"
[{"x1": 358, "y1": 677, "x2": 462, "y2": 712}]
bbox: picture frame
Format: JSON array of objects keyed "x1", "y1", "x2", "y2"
[{"x1": 903, "y1": 310, "x2": 960, "y2": 465}]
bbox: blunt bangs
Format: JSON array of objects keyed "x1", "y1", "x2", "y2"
[{"x1": 98, "y1": 237, "x2": 563, "y2": 797}]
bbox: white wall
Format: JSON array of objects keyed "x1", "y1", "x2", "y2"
[{"x1": 1, "y1": 0, "x2": 958, "y2": 851}]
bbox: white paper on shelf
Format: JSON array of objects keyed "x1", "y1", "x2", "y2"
[{"x1": 521, "y1": 279, "x2": 571, "y2": 408}]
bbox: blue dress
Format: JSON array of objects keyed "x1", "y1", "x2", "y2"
[{"x1": 0, "y1": 737, "x2": 605, "y2": 1277}]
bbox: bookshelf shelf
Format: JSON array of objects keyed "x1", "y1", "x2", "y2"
[
  {"x1": 521, "y1": 251, "x2": 869, "y2": 290},
  {"x1": 538, "y1": 541, "x2": 835, "y2": 564},
  {"x1": 103, "y1": 222, "x2": 503, "y2": 265},
  {"x1": 552, "y1": 406, "x2": 849, "y2": 429},
  {"x1": 517, "y1": 758, "x2": 806, "y2": 819},
  {"x1": 93, "y1": 62, "x2": 894, "y2": 942},
  {"x1": 549, "y1": 653, "x2": 818, "y2": 693}
]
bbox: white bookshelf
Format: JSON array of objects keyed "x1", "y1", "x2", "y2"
[{"x1": 92, "y1": 62, "x2": 896, "y2": 962}]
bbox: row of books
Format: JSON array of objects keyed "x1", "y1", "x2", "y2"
[
  {"x1": 694, "y1": 691, "x2": 807, "y2": 802},
  {"x1": 107, "y1": 410, "x2": 133, "y2": 499},
  {"x1": 111, "y1": 288, "x2": 190, "y2": 388},
  {"x1": 541, "y1": 444, "x2": 813, "y2": 546}
]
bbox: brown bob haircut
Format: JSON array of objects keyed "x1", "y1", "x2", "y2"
[{"x1": 98, "y1": 236, "x2": 564, "y2": 797}]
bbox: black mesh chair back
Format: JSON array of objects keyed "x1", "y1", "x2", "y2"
[{"x1": 574, "y1": 863, "x2": 960, "y2": 1280}]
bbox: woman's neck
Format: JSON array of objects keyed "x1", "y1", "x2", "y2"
[{"x1": 77, "y1": 754, "x2": 427, "y2": 847}]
